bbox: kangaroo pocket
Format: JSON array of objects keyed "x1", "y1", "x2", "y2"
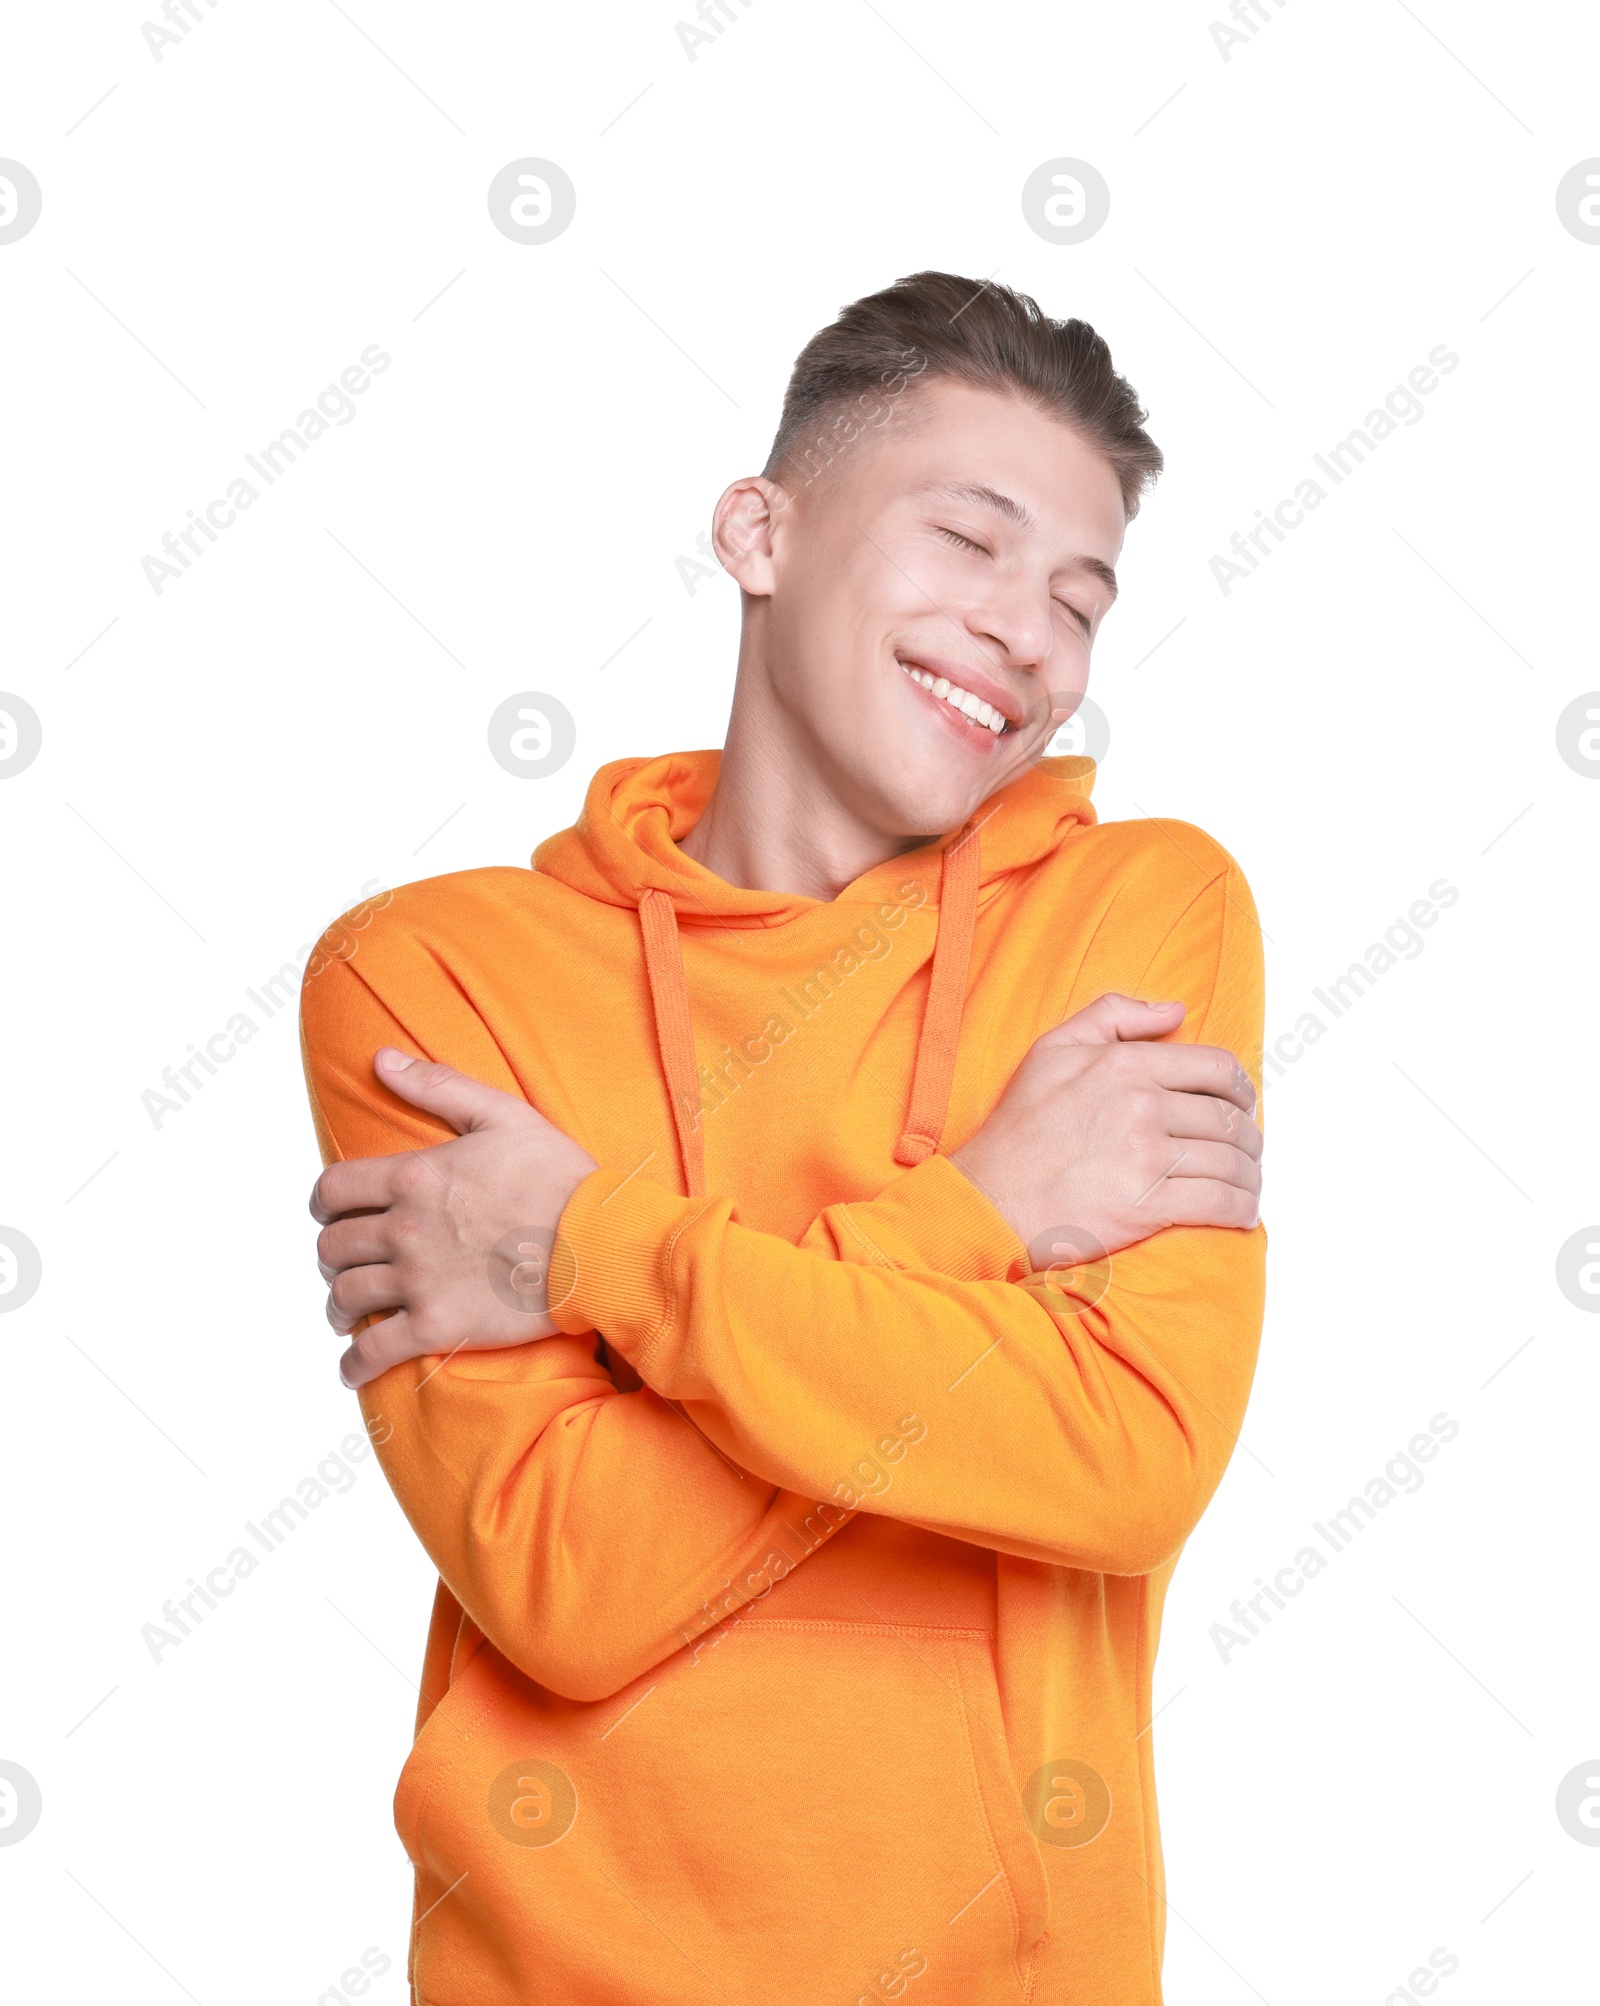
[{"x1": 398, "y1": 1619, "x2": 1051, "y2": 2006}]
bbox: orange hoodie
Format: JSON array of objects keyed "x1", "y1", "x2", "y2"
[{"x1": 299, "y1": 748, "x2": 1265, "y2": 2006}]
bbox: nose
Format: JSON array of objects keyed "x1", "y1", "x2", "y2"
[{"x1": 959, "y1": 564, "x2": 1055, "y2": 678}]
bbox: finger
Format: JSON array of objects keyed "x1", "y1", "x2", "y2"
[
  {"x1": 338, "y1": 1308, "x2": 561, "y2": 1389},
  {"x1": 316, "y1": 1214, "x2": 393, "y2": 1280},
  {"x1": 1153, "y1": 1178, "x2": 1261, "y2": 1231},
  {"x1": 326, "y1": 1264, "x2": 404, "y2": 1335},
  {"x1": 310, "y1": 1156, "x2": 408, "y2": 1225},
  {"x1": 1129, "y1": 1042, "x2": 1257, "y2": 1112},
  {"x1": 1161, "y1": 1091, "x2": 1264, "y2": 1160},
  {"x1": 1044, "y1": 993, "x2": 1187, "y2": 1048},
  {"x1": 339, "y1": 1309, "x2": 423, "y2": 1390},
  {"x1": 1143, "y1": 1139, "x2": 1262, "y2": 1196},
  {"x1": 373, "y1": 1048, "x2": 528, "y2": 1136}
]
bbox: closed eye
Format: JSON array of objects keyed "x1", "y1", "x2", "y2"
[
  {"x1": 1055, "y1": 598, "x2": 1093, "y2": 637},
  {"x1": 935, "y1": 525, "x2": 989, "y2": 556}
]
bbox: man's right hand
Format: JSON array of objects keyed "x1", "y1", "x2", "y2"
[{"x1": 949, "y1": 994, "x2": 1261, "y2": 1265}]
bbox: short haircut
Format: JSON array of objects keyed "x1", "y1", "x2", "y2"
[{"x1": 763, "y1": 270, "x2": 1164, "y2": 518}]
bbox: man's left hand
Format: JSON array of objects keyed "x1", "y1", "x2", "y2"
[{"x1": 309, "y1": 1049, "x2": 598, "y2": 1389}]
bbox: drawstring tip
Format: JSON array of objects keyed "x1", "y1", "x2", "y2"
[{"x1": 894, "y1": 1130, "x2": 937, "y2": 1168}]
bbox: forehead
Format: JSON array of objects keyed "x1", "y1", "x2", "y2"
[{"x1": 833, "y1": 376, "x2": 1126, "y2": 539}]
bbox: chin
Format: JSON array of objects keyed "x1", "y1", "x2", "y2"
[{"x1": 869, "y1": 761, "x2": 988, "y2": 843}]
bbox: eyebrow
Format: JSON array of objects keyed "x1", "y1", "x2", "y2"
[{"x1": 918, "y1": 481, "x2": 1119, "y2": 601}]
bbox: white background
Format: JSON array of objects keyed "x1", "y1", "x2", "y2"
[{"x1": 2, "y1": 2, "x2": 1597, "y2": 2000}]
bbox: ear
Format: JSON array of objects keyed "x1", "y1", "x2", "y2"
[{"x1": 712, "y1": 475, "x2": 788, "y2": 597}]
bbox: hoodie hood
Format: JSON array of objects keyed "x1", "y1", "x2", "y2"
[
  {"x1": 533, "y1": 749, "x2": 1099, "y2": 1198},
  {"x1": 533, "y1": 748, "x2": 1098, "y2": 922}
]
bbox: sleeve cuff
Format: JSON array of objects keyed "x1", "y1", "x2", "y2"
[
  {"x1": 547, "y1": 1150, "x2": 1031, "y2": 1368},
  {"x1": 832, "y1": 1151, "x2": 1029, "y2": 1282},
  {"x1": 548, "y1": 1161, "x2": 707, "y2": 1367}
]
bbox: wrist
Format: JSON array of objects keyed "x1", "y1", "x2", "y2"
[
  {"x1": 547, "y1": 1160, "x2": 701, "y2": 1360},
  {"x1": 947, "y1": 1143, "x2": 1012, "y2": 1232}
]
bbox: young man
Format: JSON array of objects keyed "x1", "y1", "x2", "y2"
[{"x1": 300, "y1": 271, "x2": 1265, "y2": 2006}]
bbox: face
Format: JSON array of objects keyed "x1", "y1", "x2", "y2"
[{"x1": 715, "y1": 376, "x2": 1128, "y2": 840}]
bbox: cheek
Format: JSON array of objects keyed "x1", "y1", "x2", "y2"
[
  {"x1": 789, "y1": 552, "x2": 907, "y2": 678},
  {"x1": 782, "y1": 526, "x2": 887, "y2": 630},
  {"x1": 900, "y1": 541, "x2": 986, "y2": 609}
]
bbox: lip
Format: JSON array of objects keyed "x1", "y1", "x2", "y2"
[
  {"x1": 905, "y1": 675, "x2": 1004, "y2": 755},
  {"x1": 896, "y1": 652, "x2": 1026, "y2": 728}
]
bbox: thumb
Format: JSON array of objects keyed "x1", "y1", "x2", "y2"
[
  {"x1": 372, "y1": 1048, "x2": 524, "y2": 1133},
  {"x1": 1047, "y1": 993, "x2": 1186, "y2": 1047}
]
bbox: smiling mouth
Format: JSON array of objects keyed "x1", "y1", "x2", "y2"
[{"x1": 899, "y1": 661, "x2": 1016, "y2": 736}]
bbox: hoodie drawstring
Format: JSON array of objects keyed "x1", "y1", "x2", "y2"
[
  {"x1": 635, "y1": 820, "x2": 981, "y2": 1199},
  {"x1": 638, "y1": 886, "x2": 708, "y2": 1199},
  {"x1": 891, "y1": 820, "x2": 980, "y2": 1168}
]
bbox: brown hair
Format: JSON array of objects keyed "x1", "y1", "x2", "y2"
[{"x1": 763, "y1": 270, "x2": 1164, "y2": 518}]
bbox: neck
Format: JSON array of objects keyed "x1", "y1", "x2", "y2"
[{"x1": 678, "y1": 658, "x2": 928, "y2": 902}]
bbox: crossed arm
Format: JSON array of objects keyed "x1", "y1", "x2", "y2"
[{"x1": 300, "y1": 884, "x2": 1264, "y2": 1700}]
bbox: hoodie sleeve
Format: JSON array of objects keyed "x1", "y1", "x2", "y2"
[
  {"x1": 300, "y1": 954, "x2": 859, "y2": 1705},
  {"x1": 549, "y1": 861, "x2": 1267, "y2": 1576}
]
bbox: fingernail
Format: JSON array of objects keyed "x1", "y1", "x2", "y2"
[{"x1": 377, "y1": 1047, "x2": 415, "y2": 1072}]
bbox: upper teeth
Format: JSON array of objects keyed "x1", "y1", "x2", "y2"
[{"x1": 903, "y1": 665, "x2": 1007, "y2": 735}]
